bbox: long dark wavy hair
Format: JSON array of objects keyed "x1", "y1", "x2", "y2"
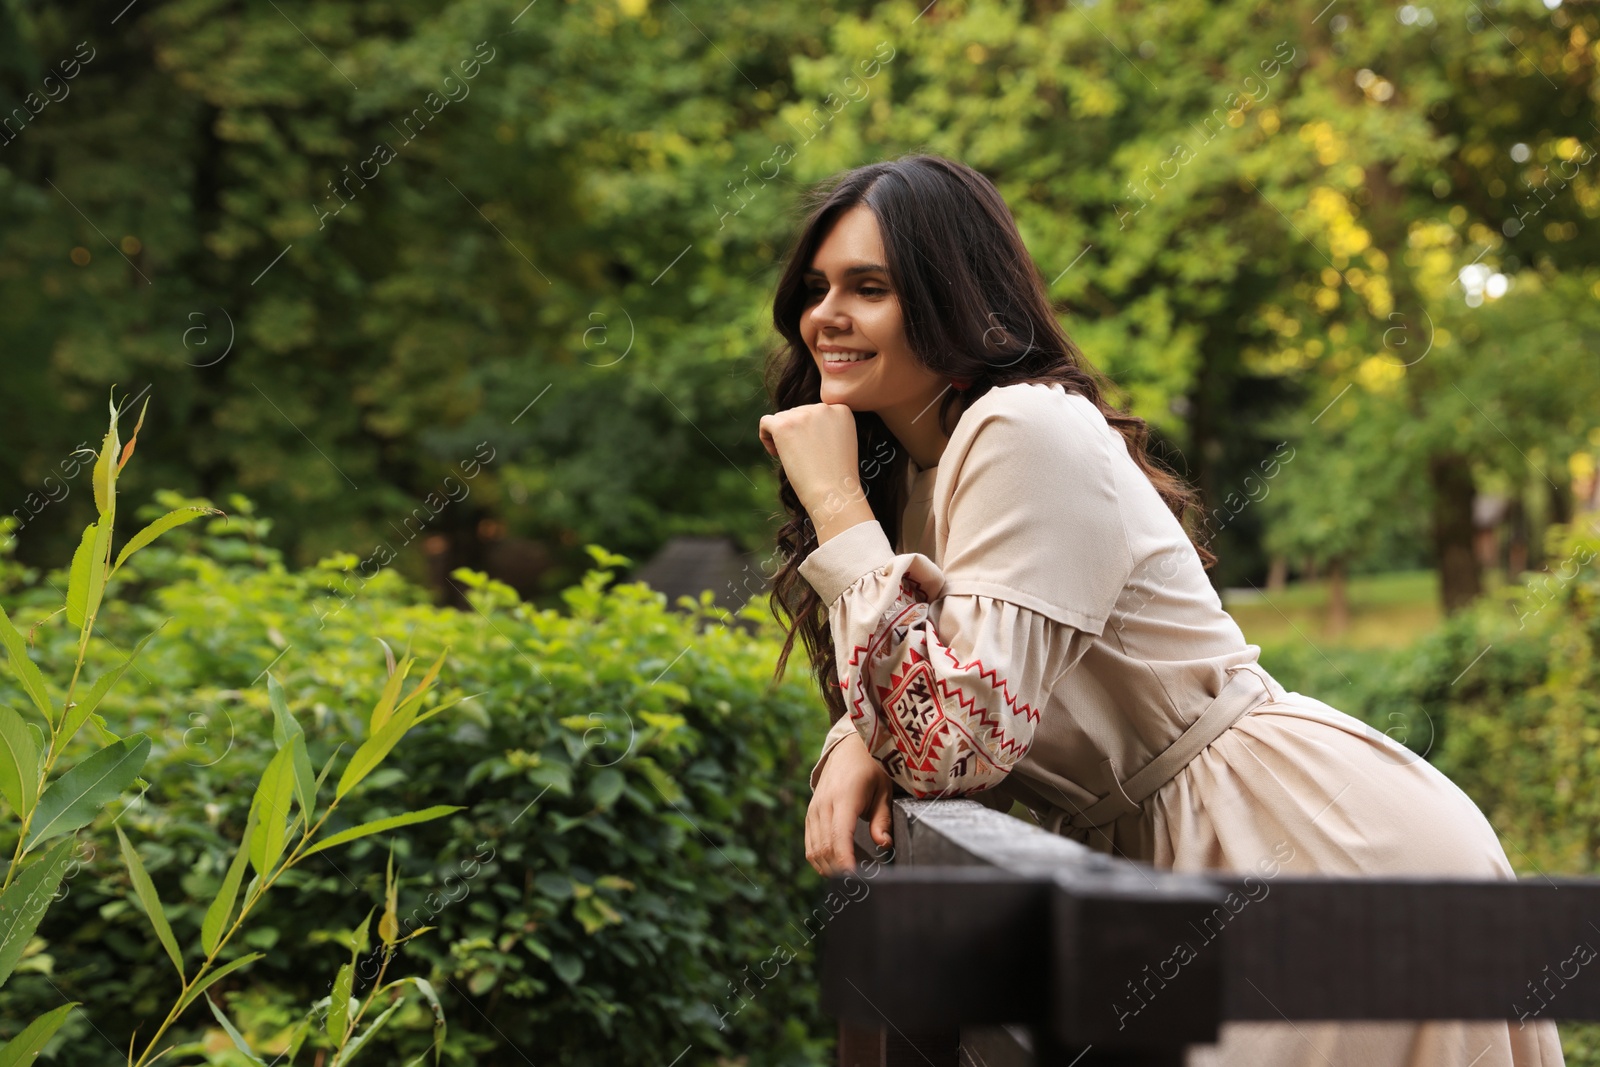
[{"x1": 763, "y1": 153, "x2": 1215, "y2": 725}]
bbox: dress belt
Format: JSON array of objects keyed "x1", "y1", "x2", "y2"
[{"x1": 1025, "y1": 660, "x2": 1284, "y2": 836}]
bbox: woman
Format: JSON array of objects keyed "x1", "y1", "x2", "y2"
[{"x1": 757, "y1": 154, "x2": 1564, "y2": 1066}]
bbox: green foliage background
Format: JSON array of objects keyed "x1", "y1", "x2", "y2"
[
  {"x1": 0, "y1": 503, "x2": 831, "y2": 1065},
  {"x1": 3, "y1": 0, "x2": 1600, "y2": 1060},
  {"x1": 3, "y1": 0, "x2": 1598, "y2": 603}
]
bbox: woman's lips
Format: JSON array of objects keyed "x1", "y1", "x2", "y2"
[{"x1": 819, "y1": 350, "x2": 878, "y2": 373}]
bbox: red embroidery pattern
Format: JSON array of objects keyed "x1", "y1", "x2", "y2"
[{"x1": 840, "y1": 574, "x2": 1041, "y2": 798}]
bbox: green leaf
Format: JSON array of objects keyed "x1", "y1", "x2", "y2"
[
  {"x1": 374, "y1": 636, "x2": 397, "y2": 678},
  {"x1": 385, "y1": 649, "x2": 447, "y2": 728},
  {"x1": 60, "y1": 624, "x2": 165, "y2": 746},
  {"x1": 24, "y1": 735, "x2": 150, "y2": 850},
  {"x1": 0, "y1": 839, "x2": 77, "y2": 988},
  {"x1": 0, "y1": 706, "x2": 39, "y2": 820},
  {"x1": 390, "y1": 975, "x2": 446, "y2": 1065},
  {"x1": 268, "y1": 674, "x2": 317, "y2": 820},
  {"x1": 550, "y1": 953, "x2": 583, "y2": 985},
  {"x1": 302, "y1": 806, "x2": 464, "y2": 858},
  {"x1": 588, "y1": 768, "x2": 625, "y2": 810},
  {"x1": 91, "y1": 408, "x2": 119, "y2": 524},
  {"x1": 573, "y1": 894, "x2": 623, "y2": 935},
  {"x1": 0, "y1": 1002, "x2": 77, "y2": 1066},
  {"x1": 329, "y1": 962, "x2": 354, "y2": 1047},
  {"x1": 64, "y1": 522, "x2": 101, "y2": 631},
  {"x1": 116, "y1": 827, "x2": 185, "y2": 982},
  {"x1": 247, "y1": 742, "x2": 297, "y2": 879},
  {"x1": 111, "y1": 506, "x2": 221, "y2": 574},
  {"x1": 175, "y1": 952, "x2": 264, "y2": 1014},
  {"x1": 267, "y1": 672, "x2": 298, "y2": 747},
  {"x1": 86, "y1": 712, "x2": 120, "y2": 749},
  {"x1": 534, "y1": 872, "x2": 573, "y2": 900},
  {"x1": 313, "y1": 743, "x2": 344, "y2": 793},
  {"x1": 379, "y1": 848, "x2": 398, "y2": 945},
  {"x1": 333, "y1": 998, "x2": 403, "y2": 1066},
  {"x1": 82, "y1": 521, "x2": 112, "y2": 630},
  {"x1": 287, "y1": 730, "x2": 316, "y2": 825},
  {"x1": 0, "y1": 605, "x2": 53, "y2": 724},
  {"x1": 203, "y1": 806, "x2": 259, "y2": 957},
  {"x1": 205, "y1": 995, "x2": 266, "y2": 1065},
  {"x1": 285, "y1": 1017, "x2": 312, "y2": 1064},
  {"x1": 336, "y1": 709, "x2": 417, "y2": 802},
  {"x1": 350, "y1": 907, "x2": 374, "y2": 958},
  {"x1": 367, "y1": 655, "x2": 413, "y2": 735},
  {"x1": 635, "y1": 757, "x2": 681, "y2": 805}
]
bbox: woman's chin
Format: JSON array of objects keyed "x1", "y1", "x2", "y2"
[{"x1": 819, "y1": 383, "x2": 866, "y2": 409}]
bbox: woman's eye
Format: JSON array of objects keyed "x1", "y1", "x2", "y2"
[{"x1": 859, "y1": 285, "x2": 887, "y2": 297}]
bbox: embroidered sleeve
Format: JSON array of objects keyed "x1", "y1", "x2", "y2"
[
  {"x1": 799, "y1": 385, "x2": 1134, "y2": 796},
  {"x1": 799, "y1": 520, "x2": 1089, "y2": 798}
]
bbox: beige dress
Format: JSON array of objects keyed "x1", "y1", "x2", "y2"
[{"x1": 800, "y1": 381, "x2": 1564, "y2": 1066}]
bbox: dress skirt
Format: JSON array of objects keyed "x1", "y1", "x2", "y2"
[{"x1": 1058, "y1": 688, "x2": 1567, "y2": 1067}]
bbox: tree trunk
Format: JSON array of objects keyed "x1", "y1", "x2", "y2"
[
  {"x1": 1429, "y1": 451, "x2": 1481, "y2": 613},
  {"x1": 1326, "y1": 555, "x2": 1349, "y2": 638},
  {"x1": 1505, "y1": 488, "x2": 1528, "y2": 581},
  {"x1": 1548, "y1": 476, "x2": 1573, "y2": 526},
  {"x1": 1266, "y1": 553, "x2": 1289, "y2": 593}
]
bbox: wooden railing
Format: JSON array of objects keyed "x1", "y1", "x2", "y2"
[{"x1": 822, "y1": 798, "x2": 1600, "y2": 1066}]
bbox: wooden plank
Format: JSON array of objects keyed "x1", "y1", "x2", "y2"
[
  {"x1": 823, "y1": 866, "x2": 1600, "y2": 1024},
  {"x1": 895, "y1": 798, "x2": 1600, "y2": 1022},
  {"x1": 838, "y1": 1022, "x2": 882, "y2": 1067},
  {"x1": 1217, "y1": 877, "x2": 1600, "y2": 1021},
  {"x1": 887, "y1": 800, "x2": 1229, "y2": 1049},
  {"x1": 894, "y1": 799, "x2": 1231, "y2": 903},
  {"x1": 886, "y1": 1030, "x2": 959, "y2": 1066},
  {"x1": 959, "y1": 1025, "x2": 1035, "y2": 1067},
  {"x1": 958, "y1": 1026, "x2": 1190, "y2": 1067},
  {"x1": 1048, "y1": 884, "x2": 1225, "y2": 1048},
  {"x1": 821, "y1": 868, "x2": 1053, "y2": 1029},
  {"x1": 826, "y1": 800, "x2": 1600, "y2": 1027},
  {"x1": 820, "y1": 869, "x2": 1226, "y2": 1047}
]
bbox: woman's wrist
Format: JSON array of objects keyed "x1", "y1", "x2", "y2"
[{"x1": 812, "y1": 495, "x2": 877, "y2": 545}]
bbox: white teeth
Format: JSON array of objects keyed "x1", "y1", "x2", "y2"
[{"x1": 824, "y1": 352, "x2": 877, "y2": 363}]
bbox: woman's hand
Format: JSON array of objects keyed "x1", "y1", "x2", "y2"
[
  {"x1": 759, "y1": 404, "x2": 863, "y2": 520},
  {"x1": 805, "y1": 730, "x2": 894, "y2": 876}
]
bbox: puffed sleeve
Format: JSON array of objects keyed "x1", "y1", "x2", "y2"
[{"x1": 800, "y1": 387, "x2": 1133, "y2": 798}]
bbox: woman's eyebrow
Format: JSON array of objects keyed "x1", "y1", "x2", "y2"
[{"x1": 803, "y1": 263, "x2": 889, "y2": 278}]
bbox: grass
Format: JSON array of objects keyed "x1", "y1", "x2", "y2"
[{"x1": 1220, "y1": 568, "x2": 1486, "y2": 651}]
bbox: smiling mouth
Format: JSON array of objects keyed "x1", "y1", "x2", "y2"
[{"x1": 821, "y1": 350, "x2": 878, "y2": 363}]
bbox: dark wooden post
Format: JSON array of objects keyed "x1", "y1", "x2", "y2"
[{"x1": 823, "y1": 798, "x2": 1600, "y2": 1067}]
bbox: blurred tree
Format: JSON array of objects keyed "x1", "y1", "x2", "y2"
[{"x1": 1, "y1": 0, "x2": 1596, "y2": 617}]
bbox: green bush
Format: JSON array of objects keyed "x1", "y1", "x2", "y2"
[
  {"x1": 1257, "y1": 524, "x2": 1600, "y2": 1064},
  {"x1": 0, "y1": 492, "x2": 832, "y2": 1065},
  {"x1": 1405, "y1": 524, "x2": 1600, "y2": 875},
  {"x1": 1, "y1": 397, "x2": 468, "y2": 1067},
  {"x1": 1413, "y1": 521, "x2": 1600, "y2": 1066}
]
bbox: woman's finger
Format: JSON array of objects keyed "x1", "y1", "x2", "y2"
[
  {"x1": 869, "y1": 782, "x2": 893, "y2": 848},
  {"x1": 830, "y1": 805, "x2": 858, "y2": 876},
  {"x1": 804, "y1": 800, "x2": 819, "y2": 873}
]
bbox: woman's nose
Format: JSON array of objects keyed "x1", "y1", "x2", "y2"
[{"x1": 810, "y1": 291, "x2": 849, "y2": 329}]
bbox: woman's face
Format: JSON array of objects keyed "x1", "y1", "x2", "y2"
[{"x1": 800, "y1": 204, "x2": 949, "y2": 417}]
